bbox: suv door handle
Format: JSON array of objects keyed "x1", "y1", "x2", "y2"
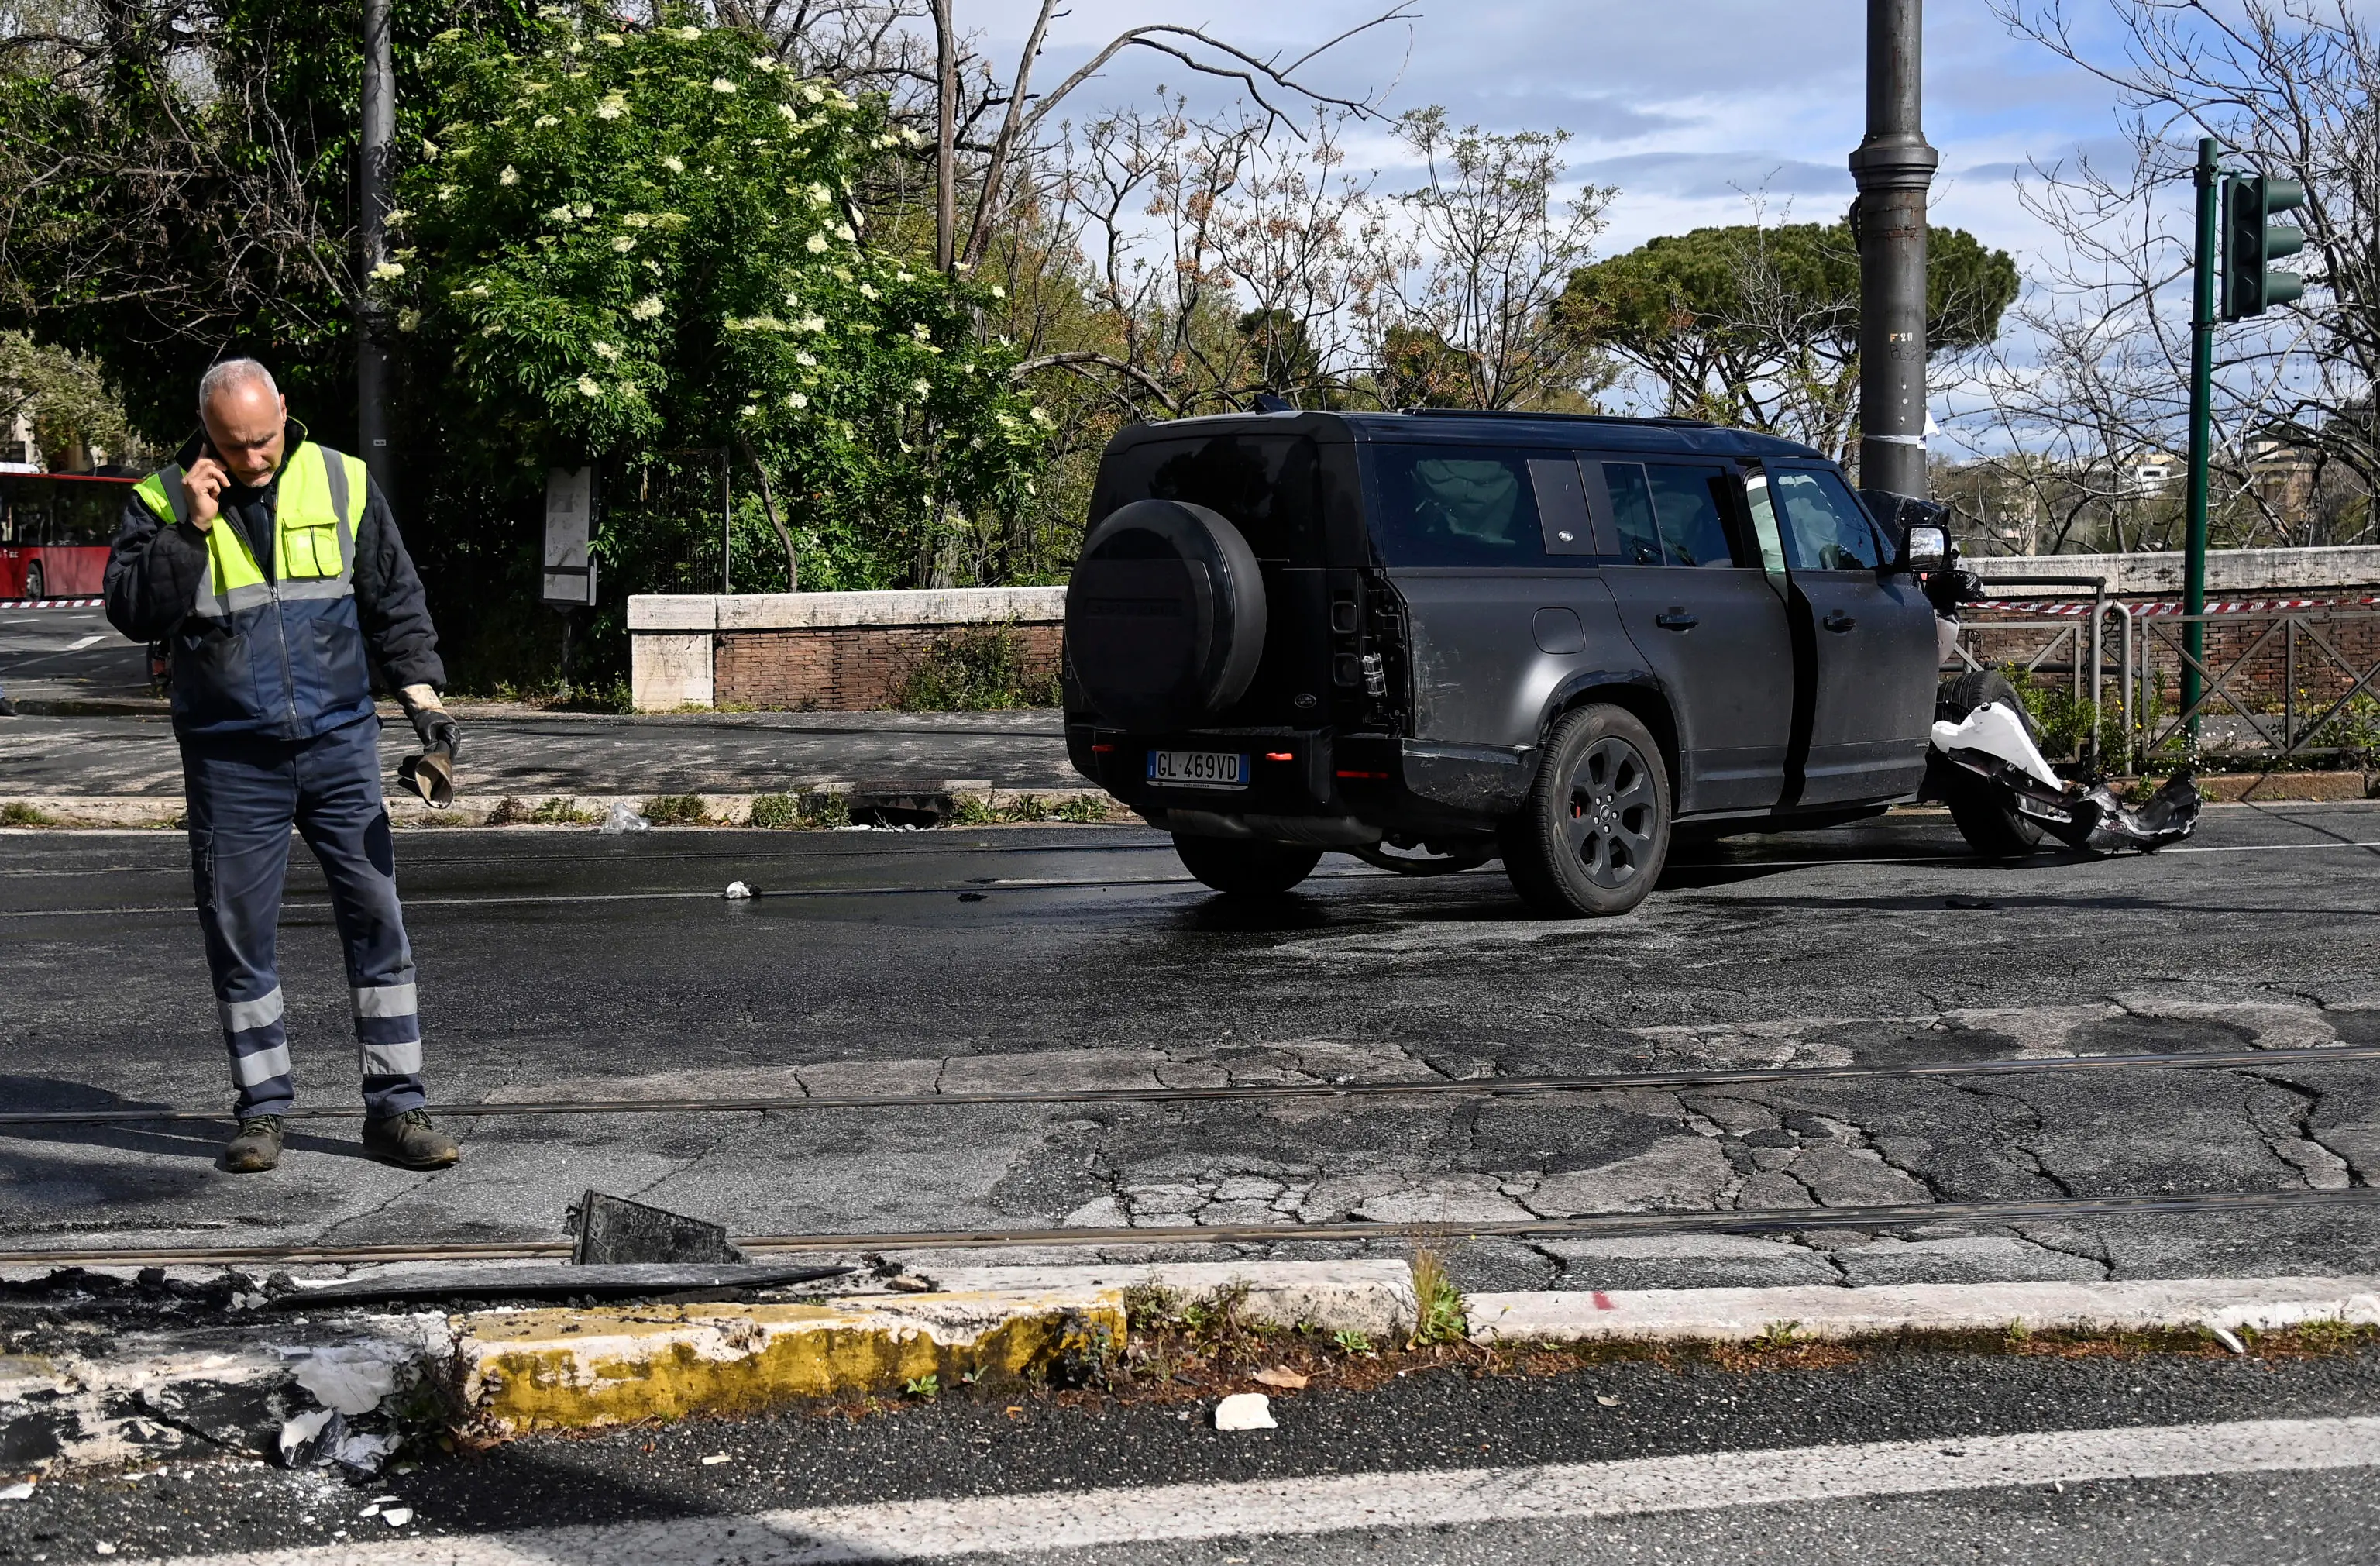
[
  {"x1": 1822, "y1": 610, "x2": 1857, "y2": 632},
  {"x1": 1653, "y1": 610, "x2": 1699, "y2": 631}
]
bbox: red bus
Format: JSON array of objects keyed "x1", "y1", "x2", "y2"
[{"x1": 0, "y1": 469, "x2": 140, "y2": 600}]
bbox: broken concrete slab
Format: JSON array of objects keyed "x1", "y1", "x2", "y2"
[{"x1": 572, "y1": 1191, "x2": 743, "y2": 1265}]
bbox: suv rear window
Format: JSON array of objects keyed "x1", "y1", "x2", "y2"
[
  {"x1": 1094, "y1": 434, "x2": 1323, "y2": 563},
  {"x1": 1366, "y1": 446, "x2": 1548, "y2": 567}
]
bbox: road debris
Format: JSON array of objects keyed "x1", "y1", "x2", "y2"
[
  {"x1": 724, "y1": 880, "x2": 754, "y2": 900},
  {"x1": 571, "y1": 1190, "x2": 745, "y2": 1265},
  {"x1": 1931, "y1": 702, "x2": 2201, "y2": 853},
  {"x1": 1597, "y1": 1394, "x2": 1623, "y2": 1407},
  {"x1": 275, "y1": 1408, "x2": 342, "y2": 1469},
  {"x1": 291, "y1": 1345, "x2": 404, "y2": 1416},
  {"x1": 330, "y1": 1429, "x2": 402, "y2": 1475},
  {"x1": 2207, "y1": 1323, "x2": 2248, "y2": 1355},
  {"x1": 700, "y1": 1454, "x2": 731, "y2": 1466},
  {"x1": 0, "y1": 1481, "x2": 33, "y2": 1501},
  {"x1": 1250, "y1": 1367, "x2": 1309, "y2": 1390},
  {"x1": 1212, "y1": 1393, "x2": 1275, "y2": 1431},
  {"x1": 381, "y1": 1507, "x2": 414, "y2": 1528},
  {"x1": 598, "y1": 800, "x2": 650, "y2": 835}
]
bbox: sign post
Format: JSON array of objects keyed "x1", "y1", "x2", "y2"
[{"x1": 543, "y1": 466, "x2": 599, "y2": 700}]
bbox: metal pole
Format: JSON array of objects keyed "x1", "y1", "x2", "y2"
[
  {"x1": 2182, "y1": 136, "x2": 2220, "y2": 744},
  {"x1": 1850, "y1": 0, "x2": 1939, "y2": 500},
  {"x1": 357, "y1": 0, "x2": 394, "y2": 497},
  {"x1": 721, "y1": 451, "x2": 732, "y2": 595}
]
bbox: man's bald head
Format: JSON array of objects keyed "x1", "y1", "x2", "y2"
[{"x1": 196, "y1": 359, "x2": 287, "y2": 487}]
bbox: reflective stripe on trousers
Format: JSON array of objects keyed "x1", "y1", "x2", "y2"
[{"x1": 183, "y1": 717, "x2": 428, "y2": 1119}]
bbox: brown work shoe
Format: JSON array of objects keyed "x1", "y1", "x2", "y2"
[
  {"x1": 363, "y1": 1108, "x2": 459, "y2": 1169},
  {"x1": 223, "y1": 1115, "x2": 284, "y2": 1173}
]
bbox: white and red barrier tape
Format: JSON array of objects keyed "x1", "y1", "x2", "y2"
[
  {"x1": 0, "y1": 597, "x2": 104, "y2": 609},
  {"x1": 1976, "y1": 596, "x2": 2380, "y2": 618}
]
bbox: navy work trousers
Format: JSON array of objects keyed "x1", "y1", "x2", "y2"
[{"x1": 181, "y1": 716, "x2": 428, "y2": 1119}]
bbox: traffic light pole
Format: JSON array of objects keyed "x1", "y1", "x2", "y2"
[
  {"x1": 2182, "y1": 136, "x2": 2219, "y2": 745},
  {"x1": 1850, "y1": 0, "x2": 1939, "y2": 501}
]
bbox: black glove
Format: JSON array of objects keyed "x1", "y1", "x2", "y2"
[{"x1": 409, "y1": 705, "x2": 462, "y2": 762}]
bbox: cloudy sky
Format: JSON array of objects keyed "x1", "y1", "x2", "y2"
[{"x1": 961, "y1": 0, "x2": 2146, "y2": 266}]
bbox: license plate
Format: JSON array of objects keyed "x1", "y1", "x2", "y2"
[{"x1": 1147, "y1": 749, "x2": 1247, "y2": 788}]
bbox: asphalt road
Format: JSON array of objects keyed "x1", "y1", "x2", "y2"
[
  {"x1": 9, "y1": 1332, "x2": 2380, "y2": 1561},
  {"x1": 0, "y1": 605, "x2": 148, "y2": 707},
  {"x1": 0, "y1": 605, "x2": 1077, "y2": 797},
  {"x1": 6, "y1": 801, "x2": 2380, "y2": 1290}
]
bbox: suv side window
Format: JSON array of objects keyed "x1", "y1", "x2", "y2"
[
  {"x1": 1598, "y1": 460, "x2": 1740, "y2": 567},
  {"x1": 1773, "y1": 466, "x2": 1886, "y2": 570},
  {"x1": 1367, "y1": 446, "x2": 1544, "y2": 567}
]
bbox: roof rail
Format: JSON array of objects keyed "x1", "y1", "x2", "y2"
[{"x1": 1395, "y1": 408, "x2": 1716, "y2": 429}]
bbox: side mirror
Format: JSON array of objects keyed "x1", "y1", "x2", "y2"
[{"x1": 1901, "y1": 523, "x2": 1948, "y2": 573}]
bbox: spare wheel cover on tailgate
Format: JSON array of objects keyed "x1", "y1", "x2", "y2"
[{"x1": 1066, "y1": 498, "x2": 1268, "y2": 729}]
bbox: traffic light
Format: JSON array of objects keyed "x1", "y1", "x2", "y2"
[{"x1": 2222, "y1": 174, "x2": 2306, "y2": 320}]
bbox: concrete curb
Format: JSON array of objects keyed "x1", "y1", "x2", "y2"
[
  {"x1": 1466, "y1": 1275, "x2": 2380, "y2": 1344},
  {"x1": 0, "y1": 787, "x2": 1130, "y2": 831},
  {"x1": 458, "y1": 1288, "x2": 1125, "y2": 1434},
  {"x1": 906, "y1": 1260, "x2": 1418, "y2": 1341}
]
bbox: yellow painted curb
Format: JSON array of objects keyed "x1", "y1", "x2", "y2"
[{"x1": 456, "y1": 1288, "x2": 1125, "y2": 1433}]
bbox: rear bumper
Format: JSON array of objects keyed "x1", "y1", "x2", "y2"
[{"x1": 1067, "y1": 721, "x2": 1534, "y2": 835}]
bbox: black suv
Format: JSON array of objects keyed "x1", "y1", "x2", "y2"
[{"x1": 1062, "y1": 410, "x2": 1943, "y2": 915}]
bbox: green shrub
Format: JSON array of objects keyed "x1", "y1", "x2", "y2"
[
  {"x1": 892, "y1": 620, "x2": 1061, "y2": 712},
  {"x1": 748, "y1": 791, "x2": 851, "y2": 828},
  {"x1": 748, "y1": 793, "x2": 803, "y2": 830},
  {"x1": 641, "y1": 794, "x2": 709, "y2": 825},
  {"x1": 0, "y1": 801, "x2": 55, "y2": 828}
]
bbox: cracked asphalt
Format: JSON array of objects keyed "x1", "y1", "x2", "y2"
[{"x1": 6, "y1": 798, "x2": 2380, "y2": 1290}]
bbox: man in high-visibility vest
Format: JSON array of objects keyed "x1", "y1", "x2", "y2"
[{"x1": 105, "y1": 359, "x2": 460, "y2": 1174}]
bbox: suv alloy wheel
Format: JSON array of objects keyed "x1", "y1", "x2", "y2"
[{"x1": 1501, "y1": 704, "x2": 1673, "y2": 916}]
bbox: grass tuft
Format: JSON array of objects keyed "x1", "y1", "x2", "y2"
[
  {"x1": 1408, "y1": 1250, "x2": 1467, "y2": 1347},
  {"x1": 0, "y1": 800, "x2": 57, "y2": 828}
]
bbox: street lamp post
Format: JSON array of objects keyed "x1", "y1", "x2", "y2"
[
  {"x1": 1850, "y1": 0, "x2": 1939, "y2": 501},
  {"x1": 357, "y1": 0, "x2": 394, "y2": 498}
]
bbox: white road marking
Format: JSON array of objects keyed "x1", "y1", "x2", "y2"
[
  {"x1": 60, "y1": 633, "x2": 105, "y2": 650},
  {"x1": 150, "y1": 1415, "x2": 2380, "y2": 1564}
]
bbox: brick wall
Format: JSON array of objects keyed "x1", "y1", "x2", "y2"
[
  {"x1": 714, "y1": 622, "x2": 1064, "y2": 711},
  {"x1": 627, "y1": 588, "x2": 1069, "y2": 712}
]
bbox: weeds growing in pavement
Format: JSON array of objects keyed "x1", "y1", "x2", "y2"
[
  {"x1": 902, "y1": 1374, "x2": 939, "y2": 1401},
  {"x1": 1408, "y1": 1251, "x2": 1467, "y2": 1347},
  {"x1": 641, "y1": 793, "x2": 709, "y2": 825},
  {"x1": 0, "y1": 801, "x2": 56, "y2": 827},
  {"x1": 951, "y1": 792, "x2": 1120, "y2": 826},
  {"x1": 745, "y1": 790, "x2": 854, "y2": 828},
  {"x1": 1333, "y1": 1330, "x2": 1376, "y2": 1356}
]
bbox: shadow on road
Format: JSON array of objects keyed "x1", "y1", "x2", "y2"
[{"x1": 0, "y1": 1076, "x2": 377, "y2": 1172}]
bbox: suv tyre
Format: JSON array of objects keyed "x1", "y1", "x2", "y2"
[
  {"x1": 1936, "y1": 669, "x2": 2047, "y2": 859},
  {"x1": 1174, "y1": 835, "x2": 1323, "y2": 897},
  {"x1": 1501, "y1": 704, "x2": 1671, "y2": 917},
  {"x1": 1066, "y1": 499, "x2": 1268, "y2": 730}
]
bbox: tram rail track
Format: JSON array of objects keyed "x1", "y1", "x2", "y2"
[
  {"x1": 10, "y1": 1187, "x2": 2380, "y2": 1270},
  {"x1": 6, "y1": 1041, "x2": 2376, "y2": 1128}
]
